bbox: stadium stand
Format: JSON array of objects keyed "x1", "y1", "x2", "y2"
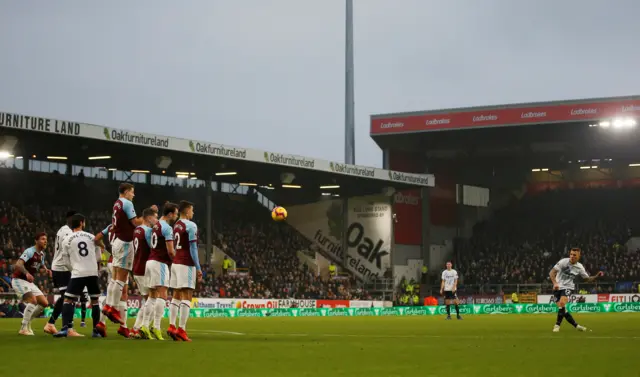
[
  {"x1": 0, "y1": 168, "x2": 367, "y2": 300},
  {"x1": 454, "y1": 187, "x2": 640, "y2": 293}
]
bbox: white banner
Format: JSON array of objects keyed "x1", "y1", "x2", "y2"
[
  {"x1": 606, "y1": 293, "x2": 640, "y2": 302},
  {"x1": 287, "y1": 195, "x2": 392, "y2": 280},
  {"x1": 0, "y1": 111, "x2": 434, "y2": 186},
  {"x1": 191, "y1": 298, "x2": 317, "y2": 309},
  {"x1": 537, "y1": 294, "x2": 598, "y2": 304}
]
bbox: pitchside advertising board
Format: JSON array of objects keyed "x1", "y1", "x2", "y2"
[
  {"x1": 537, "y1": 293, "x2": 640, "y2": 304},
  {"x1": 0, "y1": 111, "x2": 433, "y2": 187},
  {"x1": 370, "y1": 98, "x2": 640, "y2": 134},
  {"x1": 43, "y1": 302, "x2": 640, "y2": 319},
  {"x1": 287, "y1": 195, "x2": 393, "y2": 280}
]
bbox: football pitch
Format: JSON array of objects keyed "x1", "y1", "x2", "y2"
[{"x1": 1, "y1": 314, "x2": 638, "y2": 377}]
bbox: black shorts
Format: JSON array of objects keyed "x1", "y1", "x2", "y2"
[
  {"x1": 79, "y1": 293, "x2": 88, "y2": 303},
  {"x1": 553, "y1": 289, "x2": 573, "y2": 303},
  {"x1": 52, "y1": 271, "x2": 72, "y2": 291},
  {"x1": 65, "y1": 276, "x2": 101, "y2": 301},
  {"x1": 444, "y1": 291, "x2": 458, "y2": 300}
]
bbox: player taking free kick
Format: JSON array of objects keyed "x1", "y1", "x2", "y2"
[
  {"x1": 549, "y1": 247, "x2": 604, "y2": 333},
  {"x1": 167, "y1": 201, "x2": 203, "y2": 342}
]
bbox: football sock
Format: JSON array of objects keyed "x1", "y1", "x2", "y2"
[
  {"x1": 446, "y1": 304, "x2": 451, "y2": 316},
  {"x1": 133, "y1": 298, "x2": 145, "y2": 329},
  {"x1": 99, "y1": 296, "x2": 107, "y2": 323},
  {"x1": 62, "y1": 302, "x2": 75, "y2": 329},
  {"x1": 154, "y1": 298, "x2": 166, "y2": 329},
  {"x1": 556, "y1": 307, "x2": 566, "y2": 326},
  {"x1": 455, "y1": 304, "x2": 460, "y2": 316},
  {"x1": 117, "y1": 301, "x2": 128, "y2": 328},
  {"x1": 32, "y1": 304, "x2": 44, "y2": 320},
  {"x1": 22, "y1": 303, "x2": 36, "y2": 326},
  {"x1": 48, "y1": 295, "x2": 64, "y2": 324},
  {"x1": 142, "y1": 298, "x2": 156, "y2": 327},
  {"x1": 564, "y1": 311, "x2": 578, "y2": 328},
  {"x1": 179, "y1": 300, "x2": 191, "y2": 330},
  {"x1": 92, "y1": 304, "x2": 100, "y2": 329},
  {"x1": 81, "y1": 302, "x2": 87, "y2": 322},
  {"x1": 105, "y1": 280, "x2": 115, "y2": 306},
  {"x1": 169, "y1": 298, "x2": 180, "y2": 326},
  {"x1": 108, "y1": 280, "x2": 125, "y2": 306}
]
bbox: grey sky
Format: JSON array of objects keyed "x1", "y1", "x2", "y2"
[{"x1": 2, "y1": 0, "x2": 640, "y2": 168}]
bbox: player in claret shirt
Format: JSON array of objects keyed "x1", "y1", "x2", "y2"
[
  {"x1": 102, "y1": 183, "x2": 143, "y2": 325},
  {"x1": 12, "y1": 232, "x2": 50, "y2": 335},
  {"x1": 144, "y1": 202, "x2": 179, "y2": 340},
  {"x1": 167, "y1": 201, "x2": 203, "y2": 342},
  {"x1": 131, "y1": 207, "x2": 158, "y2": 339}
]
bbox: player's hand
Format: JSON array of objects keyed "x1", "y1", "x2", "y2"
[
  {"x1": 47, "y1": 269, "x2": 52, "y2": 278},
  {"x1": 597, "y1": 271, "x2": 604, "y2": 278},
  {"x1": 439, "y1": 289, "x2": 443, "y2": 296},
  {"x1": 197, "y1": 270, "x2": 203, "y2": 282},
  {"x1": 26, "y1": 273, "x2": 34, "y2": 283},
  {"x1": 553, "y1": 283, "x2": 559, "y2": 291}
]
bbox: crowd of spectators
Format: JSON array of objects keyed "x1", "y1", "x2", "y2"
[
  {"x1": 0, "y1": 168, "x2": 367, "y2": 300},
  {"x1": 454, "y1": 188, "x2": 640, "y2": 291}
]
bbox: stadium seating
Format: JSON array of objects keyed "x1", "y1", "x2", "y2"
[
  {"x1": 454, "y1": 188, "x2": 640, "y2": 292},
  {"x1": 0, "y1": 168, "x2": 366, "y2": 300}
]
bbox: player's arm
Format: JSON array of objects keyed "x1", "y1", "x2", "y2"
[
  {"x1": 453, "y1": 272, "x2": 458, "y2": 293},
  {"x1": 439, "y1": 274, "x2": 445, "y2": 294},
  {"x1": 188, "y1": 224, "x2": 203, "y2": 280},
  {"x1": 549, "y1": 260, "x2": 565, "y2": 289},
  {"x1": 94, "y1": 225, "x2": 110, "y2": 248},
  {"x1": 163, "y1": 225, "x2": 176, "y2": 258},
  {"x1": 581, "y1": 268, "x2": 604, "y2": 283},
  {"x1": 15, "y1": 249, "x2": 35, "y2": 282},
  {"x1": 124, "y1": 200, "x2": 143, "y2": 227}
]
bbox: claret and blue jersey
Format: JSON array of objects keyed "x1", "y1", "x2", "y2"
[{"x1": 173, "y1": 219, "x2": 201, "y2": 271}]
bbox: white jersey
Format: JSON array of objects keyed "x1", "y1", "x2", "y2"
[
  {"x1": 441, "y1": 269, "x2": 458, "y2": 291},
  {"x1": 62, "y1": 231, "x2": 101, "y2": 278},
  {"x1": 51, "y1": 225, "x2": 73, "y2": 271},
  {"x1": 553, "y1": 258, "x2": 589, "y2": 290}
]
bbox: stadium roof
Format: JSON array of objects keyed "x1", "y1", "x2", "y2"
[
  {"x1": 369, "y1": 95, "x2": 640, "y2": 170},
  {"x1": 370, "y1": 95, "x2": 640, "y2": 136},
  {"x1": 0, "y1": 111, "x2": 434, "y2": 206}
]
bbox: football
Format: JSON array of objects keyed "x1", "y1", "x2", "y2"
[{"x1": 271, "y1": 206, "x2": 288, "y2": 221}]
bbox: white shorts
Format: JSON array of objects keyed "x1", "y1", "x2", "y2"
[
  {"x1": 170, "y1": 264, "x2": 197, "y2": 290},
  {"x1": 11, "y1": 278, "x2": 44, "y2": 298},
  {"x1": 134, "y1": 275, "x2": 149, "y2": 296},
  {"x1": 111, "y1": 238, "x2": 134, "y2": 271},
  {"x1": 145, "y1": 260, "x2": 170, "y2": 288}
]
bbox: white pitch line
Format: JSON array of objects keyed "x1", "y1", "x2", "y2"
[
  {"x1": 194, "y1": 330, "x2": 245, "y2": 335},
  {"x1": 190, "y1": 331, "x2": 640, "y2": 340}
]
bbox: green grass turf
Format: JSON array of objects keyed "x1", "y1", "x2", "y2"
[{"x1": 1, "y1": 314, "x2": 638, "y2": 377}]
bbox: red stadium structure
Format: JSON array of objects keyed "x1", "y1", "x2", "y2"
[{"x1": 370, "y1": 95, "x2": 640, "y2": 284}]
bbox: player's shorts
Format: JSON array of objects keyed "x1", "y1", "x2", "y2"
[
  {"x1": 111, "y1": 238, "x2": 134, "y2": 271},
  {"x1": 52, "y1": 270, "x2": 71, "y2": 291},
  {"x1": 134, "y1": 275, "x2": 150, "y2": 296},
  {"x1": 79, "y1": 291, "x2": 89, "y2": 303},
  {"x1": 443, "y1": 291, "x2": 458, "y2": 300},
  {"x1": 145, "y1": 260, "x2": 170, "y2": 288},
  {"x1": 11, "y1": 278, "x2": 44, "y2": 298},
  {"x1": 170, "y1": 264, "x2": 197, "y2": 290},
  {"x1": 553, "y1": 289, "x2": 573, "y2": 303},
  {"x1": 65, "y1": 276, "x2": 101, "y2": 301}
]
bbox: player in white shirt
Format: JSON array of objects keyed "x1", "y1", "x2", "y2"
[
  {"x1": 549, "y1": 248, "x2": 603, "y2": 333},
  {"x1": 45, "y1": 210, "x2": 78, "y2": 334},
  {"x1": 53, "y1": 214, "x2": 103, "y2": 338},
  {"x1": 440, "y1": 262, "x2": 462, "y2": 320}
]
